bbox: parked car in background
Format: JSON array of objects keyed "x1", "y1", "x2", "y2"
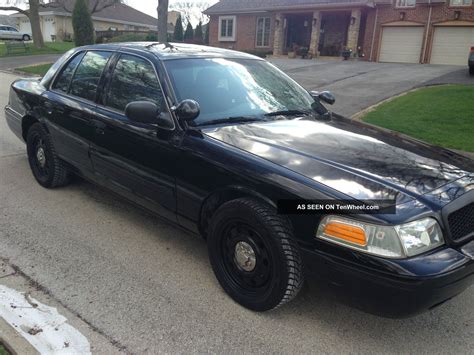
[
  {"x1": 0, "y1": 25, "x2": 31, "y2": 41},
  {"x1": 469, "y1": 47, "x2": 474, "y2": 75},
  {"x1": 4, "y1": 43, "x2": 474, "y2": 317}
]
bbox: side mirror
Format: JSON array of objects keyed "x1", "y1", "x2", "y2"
[
  {"x1": 125, "y1": 101, "x2": 160, "y2": 124},
  {"x1": 310, "y1": 91, "x2": 336, "y2": 105},
  {"x1": 173, "y1": 99, "x2": 200, "y2": 122}
]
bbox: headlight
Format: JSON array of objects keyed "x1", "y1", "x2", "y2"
[{"x1": 316, "y1": 216, "x2": 444, "y2": 258}]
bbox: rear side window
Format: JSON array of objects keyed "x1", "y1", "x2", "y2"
[
  {"x1": 105, "y1": 54, "x2": 165, "y2": 112},
  {"x1": 70, "y1": 51, "x2": 112, "y2": 102},
  {"x1": 53, "y1": 52, "x2": 85, "y2": 93}
]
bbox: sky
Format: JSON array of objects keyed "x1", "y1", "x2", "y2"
[{"x1": 0, "y1": 0, "x2": 218, "y2": 17}]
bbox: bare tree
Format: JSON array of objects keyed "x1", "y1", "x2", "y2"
[
  {"x1": 0, "y1": 0, "x2": 46, "y2": 48},
  {"x1": 157, "y1": 0, "x2": 169, "y2": 42}
]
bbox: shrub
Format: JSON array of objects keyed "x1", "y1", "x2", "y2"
[{"x1": 72, "y1": 0, "x2": 94, "y2": 46}]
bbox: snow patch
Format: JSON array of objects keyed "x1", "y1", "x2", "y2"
[{"x1": 0, "y1": 285, "x2": 91, "y2": 354}]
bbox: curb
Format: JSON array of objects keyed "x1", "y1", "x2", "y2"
[{"x1": 0, "y1": 317, "x2": 38, "y2": 355}]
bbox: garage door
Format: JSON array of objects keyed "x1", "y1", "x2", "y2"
[
  {"x1": 431, "y1": 27, "x2": 474, "y2": 65},
  {"x1": 379, "y1": 27, "x2": 424, "y2": 63}
]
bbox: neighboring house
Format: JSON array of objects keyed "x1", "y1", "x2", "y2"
[
  {"x1": 204, "y1": 0, "x2": 474, "y2": 65},
  {"x1": 10, "y1": 1, "x2": 158, "y2": 42},
  {"x1": 0, "y1": 15, "x2": 17, "y2": 27}
]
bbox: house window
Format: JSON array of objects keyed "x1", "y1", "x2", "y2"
[
  {"x1": 218, "y1": 16, "x2": 236, "y2": 41},
  {"x1": 451, "y1": 0, "x2": 472, "y2": 5},
  {"x1": 256, "y1": 17, "x2": 271, "y2": 47},
  {"x1": 396, "y1": 0, "x2": 416, "y2": 7}
]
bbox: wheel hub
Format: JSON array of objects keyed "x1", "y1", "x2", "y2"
[
  {"x1": 234, "y1": 241, "x2": 257, "y2": 272},
  {"x1": 36, "y1": 147, "x2": 46, "y2": 168}
]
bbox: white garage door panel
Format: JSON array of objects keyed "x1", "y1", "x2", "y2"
[
  {"x1": 431, "y1": 27, "x2": 474, "y2": 65},
  {"x1": 379, "y1": 27, "x2": 424, "y2": 63}
]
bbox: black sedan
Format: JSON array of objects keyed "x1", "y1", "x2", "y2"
[{"x1": 5, "y1": 43, "x2": 474, "y2": 317}]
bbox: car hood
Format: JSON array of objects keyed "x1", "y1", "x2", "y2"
[{"x1": 203, "y1": 116, "x2": 474, "y2": 204}]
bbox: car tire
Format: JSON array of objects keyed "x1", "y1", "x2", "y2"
[
  {"x1": 207, "y1": 197, "x2": 303, "y2": 311},
  {"x1": 470, "y1": 67, "x2": 474, "y2": 76},
  {"x1": 26, "y1": 123, "x2": 70, "y2": 188},
  {"x1": 22, "y1": 34, "x2": 30, "y2": 41}
]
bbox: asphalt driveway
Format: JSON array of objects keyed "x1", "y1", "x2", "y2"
[
  {"x1": 269, "y1": 59, "x2": 472, "y2": 116},
  {"x1": 0, "y1": 69, "x2": 473, "y2": 353}
]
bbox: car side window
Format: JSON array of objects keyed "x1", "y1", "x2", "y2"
[
  {"x1": 9, "y1": 27, "x2": 18, "y2": 32},
  {"x1": 70, "y1": 51, "x2": 112, "y2": 102},
  {"x1": 52, "y1": 52, "x2": 85, "y2": 93},
  {"x1": 105, "y1": 54, "x2": 165, "y2": 113}
]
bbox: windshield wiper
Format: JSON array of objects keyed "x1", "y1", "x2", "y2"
[
  {"x1": 264, "y1": 109, "x2": 313, "y2": 117},
  {"x1": 198, "y1": 116, "x2": 264, "y2": 127}
]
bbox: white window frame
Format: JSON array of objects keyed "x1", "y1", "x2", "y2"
[
  {"x1": 450, "y1": 0, "x2": 472, "y2": 6},
  {"x1": 256, "y1": 17, "x2": 271, "y2": 48},
  {"x1": 218, "y1": 15, "x2": 236, "y2": 42},
  {"x1": 395, "y1": 0, "x2": 416, "y2": 8}
]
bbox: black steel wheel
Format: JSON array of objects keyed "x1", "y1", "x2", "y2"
[
  {"x1": 26, "y1": 123, "x2": 70, "y2": 188},
  {"x1": 208, "y1": 198, "x2": 303, "y2": 311}
]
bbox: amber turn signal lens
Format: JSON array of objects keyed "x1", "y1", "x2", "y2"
[{"x1": 323, "y1": 222, "x2": 367, "y2": 246}]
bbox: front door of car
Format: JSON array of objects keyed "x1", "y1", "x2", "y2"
[
  {"x1": 89, "y1": 53, "x2": 178, "y2": 222},
  {"x1": 42, "y1": 50, "x2": 113, "y2": 175}
]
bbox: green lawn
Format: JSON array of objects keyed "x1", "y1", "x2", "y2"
[
  {"x1": 16, "y1": 63, "x2": 53, "y2": 76},
  {"x1": 0, "y1": 41, "x2": 74, "y2": 57},
  {"x1": 362, "y1": 85, "x2": 474, "y2": 152}
]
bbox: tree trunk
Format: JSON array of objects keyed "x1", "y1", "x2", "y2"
[
  {"x1": 29, "y1": 0, "x2": 44, "y2": 48},
  {"x1": 157, "y1": 0, "x2": 169, "y2": 43}
]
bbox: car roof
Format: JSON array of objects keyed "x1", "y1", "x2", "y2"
[{"x1": 79, "y1": 42, "x2": 264, "y2": 61}]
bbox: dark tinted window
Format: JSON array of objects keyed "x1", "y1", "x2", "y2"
[
  {"x1": 105, "y1": 54, "x2": 164, "y2": 112},
  {"x1": 70, "y1": 51, "x2": 112, "y2": 101},
  {"x1": 53, "y1": 52, "x2": 85, "y2": 93}
]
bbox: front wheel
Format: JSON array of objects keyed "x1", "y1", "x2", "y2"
[
  {"x1": 22, "y1": 34, "x2": 30, "y2": 41},
  {"x1": 207, "y1": 198, "x2": 304, "y2": 311},
  {"x1": 26, "y1": 123, "x2": 70, "y2": 188}
]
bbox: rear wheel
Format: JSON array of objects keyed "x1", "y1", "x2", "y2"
[
  {"x1": 26, "y1": 123, "x2": 70, "y2": 188},
  {"x1": 207, "y1": 198, "x2": 303, "y2": 311}
]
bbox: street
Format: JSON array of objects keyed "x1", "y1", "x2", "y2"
[{"x1": 0, "y1": 66, "x2": 473, "y2": 353}]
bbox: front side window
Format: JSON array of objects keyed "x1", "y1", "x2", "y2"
[
  {"x1": 451, "y1": 0, "x2": 472, "y2": 5},
  {"x1": 105, "y1": 54, "x2": 165, "y2": 112},
  {"x1": 165, "y1": 58, "x2": 315, "y2": 126},
  {"x1": 9, "y1": 27, "x2": 18, "y2": 32},
  {"x1": 396, "y1": 0, "x2": 416, "y2": 7},
  {"x1": 70, "y1": 51, "x2": 112, "y2": 101},
  {"x1": 219, "y1": 16, "x2": 236, "y2": 41},
  {"x1": 53, "y1": 52, "x2": 85, "y2": 93},
  {"x1": 256, "y1": 17, "x2": 271, "y2": 47}
]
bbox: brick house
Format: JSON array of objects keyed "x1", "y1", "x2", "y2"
[{"x1": 204, "y1": 0, "x2": 474, "y2": 65}]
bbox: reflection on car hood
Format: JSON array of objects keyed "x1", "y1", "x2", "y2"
[{"x1": 203, "y1": 116, "x2": 474, "y2": 204}]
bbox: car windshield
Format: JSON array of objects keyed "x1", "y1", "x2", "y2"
[{"x1": 164, "y1": 58, "x2": 316, "y2": 126}]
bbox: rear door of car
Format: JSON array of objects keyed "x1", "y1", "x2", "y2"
[
  {"x1": 89, "y1": 51, "x2": 178, "y2": 222},
  {"x1": 42, "y1": 50, "x2": 113, "y2": 175}
]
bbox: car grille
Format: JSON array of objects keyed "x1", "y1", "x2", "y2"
[{"x1": 447, "y1": 202, "x2": 474, "y2": 241}]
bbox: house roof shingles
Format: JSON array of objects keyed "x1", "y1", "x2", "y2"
[
  {"x1": 39, "y1": 1, "x2": 157, "y2": 27},
  {"x1": 204, "y1": 0, "x2": 375, "y2": 14}
]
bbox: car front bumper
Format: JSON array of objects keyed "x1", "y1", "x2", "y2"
[{"x1": 300, "y1": 239, "x2": 474, "y2": 318}]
